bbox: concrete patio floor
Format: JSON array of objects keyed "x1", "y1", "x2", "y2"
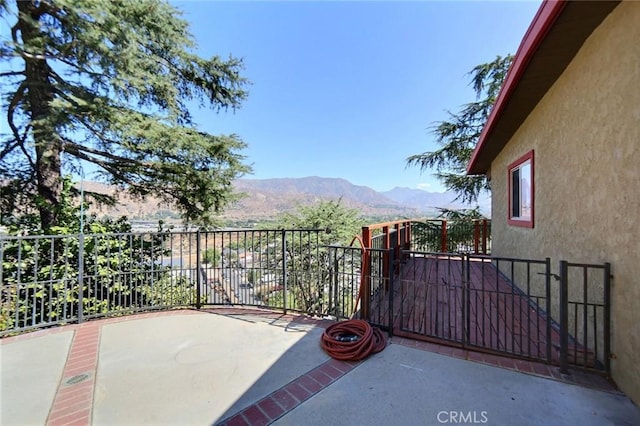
[{"x1": 1, "y1": 309, "x2": 639, "y2": 426}]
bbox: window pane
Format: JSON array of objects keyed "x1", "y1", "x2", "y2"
[
  {"x1": 508, "y1": 152, "x2": 534, "y2": 226},
  {"x1": 520, "y1": 161, "x2": 531, "y2": 218},
  {"x1": 511, "y1": 168, "x2": 520, "y2": 217}
]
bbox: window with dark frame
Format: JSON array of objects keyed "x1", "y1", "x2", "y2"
[{"x1": 508, "y1": 150, "x2": 534, "y2": 228}]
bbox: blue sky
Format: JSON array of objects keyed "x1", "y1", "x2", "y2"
[
  {"x1": 0, "y1": 1, "x2": 542, "y2": 194},
  {"x1": 175, "y1": 0, "x2": 542, "y2": 193}
]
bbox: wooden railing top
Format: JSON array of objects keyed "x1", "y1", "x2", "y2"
[
  {"x1": 361, "y1": 220, "x2": 414, "y2": 232},
  {"x1": 362, "y1": 218, "x2": 490, "y2": 232}
]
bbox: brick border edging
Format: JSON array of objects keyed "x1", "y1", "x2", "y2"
[
  {"x1": 4, "y1": 308, "x2": 621, "y2": 425},
  {"x1": 46, "y1": 324, "x2": 101, "y2": 426},
  {"x1": 2, "y1": 308, "x2": 336, "y2": 426},
  {"x1": 216, "y1": 358, "x2": 360, "y2": 426},
  {"x1": 390, "y1": 336, "x2": 620, "y2": 394},
  {"x1": 43, "y1": 310, "x2": 203, "y2": 426}
]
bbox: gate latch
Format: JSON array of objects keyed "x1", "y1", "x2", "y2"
[{"x1": 536, "y1": 272, "x2": 560, "y2": 281}]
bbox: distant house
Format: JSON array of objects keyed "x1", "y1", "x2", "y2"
[{"x1": 467, "y1": 0, "x2": 639, "y2": 403}]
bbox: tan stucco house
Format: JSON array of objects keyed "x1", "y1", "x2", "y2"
[{"x1": 467, "y1": 0, "x2": 639, "y2": 404}]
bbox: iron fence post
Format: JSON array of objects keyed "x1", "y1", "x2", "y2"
[
  {"x1": 464, "y1": 254, "x2": 470, "y2": 347},
  {"x1": 196, "y1": 230, "x2": 201, "y2": 309},
  {"x1": 77, "y1": 233, "x2": 84, "y2": 323},
  {"x1": 394, "y1": 223, "x2": 401, "y2": 267},
  {"x1": 388, "y1": 247, "x2": 395, "y2": 337},
  {"x1": 361, "y1": 227, "x2": 372, "y2": 320},
  {"x1": 604, "y1": 262, "x2": 611, "y2": 375},
  {"x1": 382, "y1": 226, "x2": 390, "y2": 290},
  {"x1": 545, "y1": 257, "x2": 552, "y2": 363},
  {"x1": 559, "y1": 260, "x2": 569, "y2": 374},
  {"x1": 473, "y1": 222, "x2": 480, "y2": 254},
  {"x1": 282, "y1": 230, "x2": 287, "y2": 314},
  {"x1": 332, "y1": 246, "x2": 339, "y2": 318}
]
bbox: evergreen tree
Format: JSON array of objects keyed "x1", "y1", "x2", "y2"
[
  {"x1": 407, "y1": 55, "x2": 513, "y2": 203},
  {"x1": 276, "y1": 199, "x2": 364, "y2": 245},
  {"x1": 273, "y1": 200, "x2": 364, "y2": 315},
  {"x1": 0, "y1": 0, "x2": 251, "y2": 229}
]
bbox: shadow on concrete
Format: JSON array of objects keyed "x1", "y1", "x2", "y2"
[
  {"x1": 205, "y1": 309, "x2": 640, "y2": 426},
  {"x1": 211, "y1": 312, "x2": 332, "y2": 423}
]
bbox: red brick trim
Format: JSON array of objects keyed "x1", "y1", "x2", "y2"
[
  {"x1": 1, "y1": 309, "x2": 335, "y2": 426},
  {"x1": 390, "y1": 337, "x2": 618, "y2": 394},
  {"x1": 3, "y1": 308, "x2": 621, "y2": 426},
  {"x1": 216, "y1": 358, "x2": 359, "y2": 426},
  {"x1": 46, "y1": 324, "x2": 101, "y2": 426}
]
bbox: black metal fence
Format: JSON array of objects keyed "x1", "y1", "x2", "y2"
[
  {"x1": 1, "y1": 227, "x2": 612, "y2": 375},
  {"x1": 360, "y1": 248, "x2": 393, "y2": 330},
  {"x1": 383, "y1": 250, "x2": 611, "y2": 374},
  {"x1": 397, "y1": 252, "x2": 465, "y2": 343},
  {"x1": 0, "y1": 229, "x2": 371, "y2": 336},
  {"x1": 559, "y1": 261, "x2": 611, "y2": 374},
  {"x1": 1, "y1": 231, "x2": 189, "y2": 334},
  {"x1": 465, "y1": 255, "x2": 553, "y2": 363}
]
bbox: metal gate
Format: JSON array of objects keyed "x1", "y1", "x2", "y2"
[{"x1": 385, "y1": 251, "x2": 611, "y2": 374}]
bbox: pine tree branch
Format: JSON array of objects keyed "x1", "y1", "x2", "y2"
[
  {"x1": 6, "y1": 80, "x2": 36, "y2": 168},
  {"x1": 407, "y1": 55, "x2": 512, "y2": 204},
  {"x1": 63, "y1": 139, "x2": 140, "y2": 167},
  {"x1": 0, "y1": 70, "x2": 24, "y2": 77},
  {"x1": 2, "y1": 0, "x2": 251, "y2": 227}
]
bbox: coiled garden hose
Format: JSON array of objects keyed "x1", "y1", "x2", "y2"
[{"x1": 320, "y1": 319, "x2": 386, "y2": 361}]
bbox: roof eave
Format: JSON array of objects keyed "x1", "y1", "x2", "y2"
[{"x1": 467, "y1": 0, "x2": 568, "y2": 176}]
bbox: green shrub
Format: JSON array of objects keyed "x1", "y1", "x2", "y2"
[
  {"x1": 202, "y1": 248, "x2": 220, "y2": 266},
  {"x1": 0, "y1": 178, "x2": 181, "y2": 332},
  {"x1": 247, "y1": 269, "x2": 260, "y2": 284}
]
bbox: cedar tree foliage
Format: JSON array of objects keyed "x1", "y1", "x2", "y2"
[
  {"x1": 276, "y1": 199, "x2": 364, "y2": 245},
  {"x1": 0, "y1": 0, "x2": 251, "y2": 229},
  {"x1": 407, "y1": 55, "x2": 513, "y2": 204}
]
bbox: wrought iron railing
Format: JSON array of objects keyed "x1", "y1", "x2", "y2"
[
  {"x1": 465, "y1": 255, "x2": 554, "y2": 362},
  {"x1": 1, "y1": 225, "x2": 611, "y2": 376},
  {"x1": 559, "y1": 261, "x2": 611, "y2": 374},
  {"x1": 0, "y1": 229, "x2": 382, "y2": 336},
  {"x1": 367, "y1": 249, "x2": 612, "y2": 374}
]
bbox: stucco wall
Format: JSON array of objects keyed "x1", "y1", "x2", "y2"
[{"x1": 489, "y1": 2, "x2": 640, "y2": 403}]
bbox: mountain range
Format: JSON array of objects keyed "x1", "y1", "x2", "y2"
[{"x1": 83, "y1": 176, "x2": 490, "y2": 222}]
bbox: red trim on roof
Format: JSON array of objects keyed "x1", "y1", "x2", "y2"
[{"x1": 467, "y1": 0, "x2": 568, "y2": 174}]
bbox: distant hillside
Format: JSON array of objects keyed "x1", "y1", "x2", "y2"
[
  {"x1": 81, "y1": 182, "x2": 173, "y2": 219},
  {"x1": 234, "y1": 177, "x2": 401, "y2": 209},
  {"x1": 382, "y1": 187, "x2": 491, "y2": 214},
  {"x1": 230, "y1": 177, "x2": 415, "y2": 220},
  {"x1": 79, "y1": 177, "x2": 489, "y2": 223}
]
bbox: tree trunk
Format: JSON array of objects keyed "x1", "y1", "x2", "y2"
[{"x1": 17, "y1": 1, "x2": 62, "y2": 230}]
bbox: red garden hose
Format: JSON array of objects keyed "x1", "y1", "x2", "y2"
[{"x1": 320, "y1": 319, "x2": 386, "y2": 361}]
